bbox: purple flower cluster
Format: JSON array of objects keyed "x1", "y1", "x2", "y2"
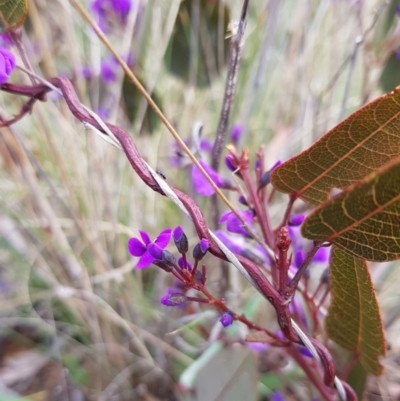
[
  {"x1": 91, "y1": 0, "x2": 132, "y2": 32},
  {"x1": 0, "y1": 47, "x2": 16, "y2": 84}
]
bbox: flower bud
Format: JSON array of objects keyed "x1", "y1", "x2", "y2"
[
  {"x1": 220, "y1": 312, "x2": 234, "y2": 327},
  {"x1": 160, "y1": 293, "x2": 186, "y2": 307},
  {"x1": 173, "y1": 226, "x2": 189, "y2": 254},
  {"x1": 193, "y1": 239, "x2": 209, "y2": 261},
  {"x1": 320, "y1": 268, "x2": 329, "y2": 284},
  {"x1": 289, "y1": 214, "x2": 305, "y2": 227},
  {"x1": 178, "y1": 257, "x2": 193, "y2": 270},
  {"x1": 148, "y1": 244, "x2": 176, "y2": 267},
  {"x1": 238, "y1": 195, "x2": 248, "y2": 206},
  {"x1": 225, "y1": 155, "x2": 237, "y2": 172},
  {"x1": 258, "y1": 161, "x2": 282, "y2": 189},
  {"x1": 294, "y1": 250, "x2": 305, "y2": 269},
  {"x1": 230, "y1": 124, "x2": 243, "y2": 145}
]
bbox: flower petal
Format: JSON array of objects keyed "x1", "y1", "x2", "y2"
[
  {"x1": 192, "y1": 160, "x2": 224, "y2": 197},
  {"x1": 127, "y1": 237, "x2": 146, "y2": 257},
  {"x1": 313, "y1": 247, "x2": 330, "y2": 263},
  {"x1": 218, "y1": 210, "x2": 231, "y2": 223},
  {"x1": 226, "y1": 210, "x2": 253, "y2": 235},
  {"x1": 154, "y1": 228, "x2": 172, "y2": 249},
  {"x1": 136, "y1": 252, "x2": 155, "y2": 269},
  {"x1": 139, "y1": 230, "x2": 151, "y2": 245}
]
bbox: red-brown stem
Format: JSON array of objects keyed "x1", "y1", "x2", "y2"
[
  {"x1": 186, "y1": 296, "x2": 211, "y2": 304},
  {"x1": 240, "y1": 167, "x2": 275, "y2": 249},
  {"x1": 276, "y1": 227, "x2": 291, "y2": 294},
  {"x1": 190, "y1": 259, "x2": 199, "y2": 277},
  {"x1": 287, "y1": 344, "x2": 335, "y2": 401},
  {"x1": 288, "y1": 244, "x2": 322, "y2": 296},
  {"x1": 316, "y1": 287, "x2": 330, "y2": 309},
  {"x1": 276, "y1": 194, "x2": 296, "y2": 231}
]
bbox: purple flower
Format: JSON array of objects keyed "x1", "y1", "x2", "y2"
[
  {"x1": 220, "y1": 312, "x2": 234, "y2": 327},
  {"x1": 271, "y1": 392, "x2": 285, "y2": 401},
  {"x1": 178, "y1": 256, "x2": 193, "y2": 270},
  {"x1": 247, "y1": 342, "x2": 269, "y2": 353},
  {"x1": 219, "y1": 210, "x2": 254, "y2": 236},
  {"x1": 288, "y1": 214, "x2": 305, "y2": 227},
  {"x1": 192, "y1": 160, "x2": 224, "y2": 196},
  {"x1": 160, "y1": 289, "x2": 186, "y2": 307},
  {"x1": 294, "y1": 250, "x2": 304, "y2": 269},
  {"x1": 0, "y1": 47, "x2": 16, "y2": 84},
  {"x1": 81, "y1": 65, "x2": 94, "y2": 80},
  {"x1": 91, "y1": 0, "x2": 132, "y2": 31},
  {"x1": 259, "y1": 160, "x2": 281, "y2": 188},
  {"x1": 397, "y1": 4, "x2": 400, "y2": 15},
  {"x1": 173, "y1": 225, "x2": 188, "y2": 254},
  {"x1": 214, "y1": 230, "x2": 245, "y2": 255},
  {"x1": 0, "y1": 33, "x2": 13, "y2": 48},
  {"x1": 128, "y1": 228, "x2": 172, "y2": 269},
  {"x1": 97, "y1": 106, "x2": 111, "y2": 120},
  {"x1": 289, "y1": 226, "x2": 330, "y2": 268},
  {"x1": 101, "y1": 57, "x2": 118, "y2": 82},
  {"x1": 193, "y1": 238, "x2": 210, "y2": 261},
  {"x1": 199, "y1": 138, "x2": 212, "y2": 152},
  {"x1": 230, "y1": 124, "x2": 243, "y2": 145},
  {"x1": 225, "y1": 155, "x2": 238, "y2": 172}
]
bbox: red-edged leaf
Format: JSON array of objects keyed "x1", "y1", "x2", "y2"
[
  {"x1": 0, "y1": 0, "x2": 28, "y2": 31},
  {"x1": 301, "y1": 157, "x2": 400, "y2": 262},
  {"x1": 326, "y1": 246, "x2": 386, "y2": 375},
  {"x1": 271, "y1": 88, "x2": 400, "y2": 206}
]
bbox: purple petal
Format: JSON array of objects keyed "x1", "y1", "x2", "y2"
[
  {"x1": 192, "y1": 160, "x2": 224, "y2": 197},
  {"x1": 136, "y1": 252, "x2": 155, "y2": 269},
  {"x1": 289, "y1": 214, "x2": 305, "y2": 227},
  {"x1": 313, "y1": 247, "x2": 330, "y2": 263},
  {"x1": 147, "y1": 243, "x2": 164, "y2": 260},
  {"x1": 154, "y1": 228, "x2": 172, "y2": 249},
  {"x1": 200, "y1": 138, "x2": 212, "y2": 152},
  {"x1": 226, "y1": 210, "x2": 253, "y2": 236},
  {"x1": 294, "y1": 250, "x2": 305, "y2": 269},
  {"x1": 230, "y1": 124, "x2": 243, "y2": 144},
  {"x1": 173, "y1": 226, "x2": 184, "y2": 242},
  {"x1": 272, "y1": 392, "x2": 285, "y2": 401},
  {"x1": 0, "y1": 48, "x2": 15, "y2": 75},
  {"x1": 178, "y1": 257, "x2": 192, "y2": 270},
  {"x1": 127, "y1": 237, "x2": 146, "y2": 256},
  {"x1": 220, "y1": 312, "x2": 234, "y2": 327},
  {"x1": 247, "y1": 342, "x2": 269, "y2": 353},
  {"x1": 288, "y1": 226, "x2": 302, "y2": 250},
  {"x1": 199, "y1": 238, "x2": 209, "y2": 253},
  {"x1": 214, "y1": 230, "x2": 245, "y2": 255},
  {"x1": 139, "y1": 230, "x2": 151, "y2": 245},
  {"x1": 218, "y1": 210, "x2": 231, "y2": 223}
]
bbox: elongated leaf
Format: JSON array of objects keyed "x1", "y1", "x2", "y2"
[
  {"x1": 301, "y1": 157, "x2": 400, "y2": 261},
  {"x1": 271, "y1": 88, "x2": 400, "y2": 206},
  {"x1": 0, "y1": 0, "x2": 28, "y2": 31},
  {"x1": 326, "y1": 247, "x2": 386, "y2": 375}
]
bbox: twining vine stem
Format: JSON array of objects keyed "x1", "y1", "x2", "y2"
[{"x1": 1, "y1": 77, "x2": 355, "y2": 400}]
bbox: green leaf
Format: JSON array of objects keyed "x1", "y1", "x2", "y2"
[
  {"x1": 325, "y1": 247, "x2": 386, "y2": 375},
  {"x1": 379, "y1": 52, "x2": 400, "y2": 93},
  {"x1": 271, "y1": 88, "x2": 400, "y2": 206},
  {"x1": 301, "y1": 157, "x2": 400, "y2": 261},
  {"x1": 346, "y1": 360, "x2": 368, "y2": 400},
  {"x1": 122, "y1": 73, "x2": 161, "y2": 134},
  {"x1": 164, "y1": 0, "x2": 230, "y2": 87},
  {"x1": 180, "y1": 342, "x2": 258, "y2": 401},
  {"x1": 0, "y1": 0, "x2": 28, "y2": 31}
]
